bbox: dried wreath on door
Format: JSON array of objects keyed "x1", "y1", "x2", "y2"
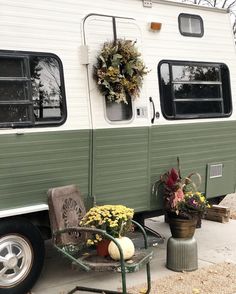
[{"x1": 94, "y1": 39, "x2": 148, "y2": 104}]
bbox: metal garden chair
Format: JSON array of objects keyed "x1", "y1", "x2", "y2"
[{"x1": 47, "y1": 184, "x2": 153, "y2": 294}]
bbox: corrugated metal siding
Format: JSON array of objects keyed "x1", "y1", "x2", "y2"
[
  {"x1": 150, "y1": 121, "x2": 236, "y2": 209},
  {"x1": 93, "y1": 127, "x2": 150, "y2": 212},
  {"x1": 0, "y1": 130, "x2": 90, "y2": 209}
]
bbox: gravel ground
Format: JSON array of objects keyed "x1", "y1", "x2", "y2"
[{"x1": 130, "y1": 262, "x2": 236, "y2": 294}]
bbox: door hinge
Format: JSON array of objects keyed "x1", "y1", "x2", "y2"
[{"x1": 143, "y1": 0, "x2": 152, "y2": 8}]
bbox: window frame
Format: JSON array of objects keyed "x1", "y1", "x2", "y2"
[
  {"x1": 0, "y1": 50, "x2": 67, "y2": 128},
  {"x1": 158, "y1": 60, "x2": 232, "y2": 120},
  {"x1": 104, "y1": 95, "x2": 133, "y2": 123},
  {"x1": 178, "y1": 13, "x2": 204, "y2": 37}
]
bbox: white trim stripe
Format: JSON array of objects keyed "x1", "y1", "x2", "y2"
[{"x1": 0, "y1": 204, "x2": 49, "y2": 218}]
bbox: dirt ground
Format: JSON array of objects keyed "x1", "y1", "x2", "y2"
[
  {"x1": 219, "y1": 193, "x2": 236, "y2": 219},
  {"x1": 130, "y1": 262, "x2": 236, "y2": 294}
]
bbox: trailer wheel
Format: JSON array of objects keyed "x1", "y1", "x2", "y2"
[{"x1": 0, "y1": 218, "x2": 45, "y2": 294}]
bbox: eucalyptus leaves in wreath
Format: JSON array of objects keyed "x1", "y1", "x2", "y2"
[{"x1": 94, "y1": 39, "x2": 148, "y2": 104}]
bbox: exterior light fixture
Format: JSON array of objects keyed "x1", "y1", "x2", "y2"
[{"x1": 150, "y1": 22, "x2": 162, "y2": 31}]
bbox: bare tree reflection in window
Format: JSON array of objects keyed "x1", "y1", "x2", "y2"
[
  {"x1": 173, "y1": 65, "x2": 220, "y2": 82},
  {"x1": 30, "y1": 57, "x2": 63, "y2": 121}
]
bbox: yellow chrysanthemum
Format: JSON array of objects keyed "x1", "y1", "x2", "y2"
[
  {"x1": 87, "y1": 239, "x2": 94, "y2": 245},
  {"x1": 80, "y1": 204, "x2": 134, "y2": 244}
]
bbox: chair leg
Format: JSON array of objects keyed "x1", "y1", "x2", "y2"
[
  {"x1": 67, "y1": 263, "x2": 151, "y2": 294},
  {"x1": 145, "y1": 262, "x2": 152, "y2": 294},
  {"x1": 67, "y1": 286, "x2": 125, "y2": 294},
  {"x1": 67, "y1": 257, "x2": 128, "y2": 294},
  {"x1": 67, "y1": 246, "x2": 152, "y2": 294},
  {"x1": 66, "y1": 264, "x2": 128, "y2": 294},
  {"x1": 120, "y1": 256, "x2": 127, "y2": 294}
]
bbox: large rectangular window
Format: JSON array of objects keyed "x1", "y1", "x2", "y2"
[
  {"x1": 158, "y1": 61, "x2": 232, "y2": 119},
  {"x1": 0, "y1": 51, "x2": 66, "y2": 128}
]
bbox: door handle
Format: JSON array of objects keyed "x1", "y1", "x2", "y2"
[{"x1": 149, "y1": 97, "x2": 156, "y2": 124}]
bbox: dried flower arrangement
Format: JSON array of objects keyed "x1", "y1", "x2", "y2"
[{"x1": 94, "y1": 39, "x2": 148, "y2": 104}]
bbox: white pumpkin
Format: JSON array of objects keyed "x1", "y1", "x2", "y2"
[{"x1": 108, "y1": 236, "x2": 135, "y2": 261}]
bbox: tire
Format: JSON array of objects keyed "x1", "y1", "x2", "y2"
[{"x1": 0, "y1": 218, "x2": 45, "y2": 294}]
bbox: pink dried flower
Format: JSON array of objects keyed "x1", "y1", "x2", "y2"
[{"x1": 171, "y1": 189, "x2": 185, "y2": 208}]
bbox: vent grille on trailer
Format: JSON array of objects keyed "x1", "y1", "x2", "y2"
[{"x1": 209, "y1": 164, "x2": 223, "y2": 178}]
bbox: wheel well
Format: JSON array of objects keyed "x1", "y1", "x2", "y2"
[{"x1": 0, "y1": 211, "x2": 51, "y2": 240}]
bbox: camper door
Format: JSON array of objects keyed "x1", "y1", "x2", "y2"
[{"x1": 84, "y1": 14, "x2": 152, "y2": 212}]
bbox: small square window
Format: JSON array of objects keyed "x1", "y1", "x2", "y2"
[
  {"x1": 105, "y1": 95, "x2": 133, "y2": 122},
  {"x1": 179, "y1": 14, "x2": 204, "y2": 37}
]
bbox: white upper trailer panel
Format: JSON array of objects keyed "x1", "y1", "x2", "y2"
[{"x1": 0, "y1": 0, "x2": 235, "y2": 133}]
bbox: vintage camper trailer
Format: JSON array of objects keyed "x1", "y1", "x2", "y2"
[{"x1": 0, "y1": 0, "x2": 235, "y2": 292}]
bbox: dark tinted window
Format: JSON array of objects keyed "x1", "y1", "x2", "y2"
[
  {"x1": 158, "y1": 61, "x2": 232, "y2": 119},
  {"x1": 0, "y1": 52, "x2": 66, "y2": 128},
  {"x1": 174, "y1": 84, "x2": 221, "y2": 99},
  {"x1": 175, "y1": 101, "x2": 222, "y2": 115},
  {"x1": 0, "y1": 105, "x2": 30, "y2": 123},
  {"x1": 0, "y1": 58, "x2": 26, "y2": 77},
  {"x1": 0, "y1": 81, "x2": 29, "y2": 101}
]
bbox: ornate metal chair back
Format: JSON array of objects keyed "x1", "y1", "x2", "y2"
[{"x1": 48, "y1": 185, "x2": 87, "y2": 246}]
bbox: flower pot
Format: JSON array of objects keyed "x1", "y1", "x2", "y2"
[
  {"x1": 169, "y1": 218, "x2": 197, "y2": 238},
  {"x1": 96, "y1": 239, "x2": 110, "y2": 257}
]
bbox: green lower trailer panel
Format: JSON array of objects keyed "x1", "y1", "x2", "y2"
[
  {"x1": 150, "y1": 121, "x2": 236, "y2": 209},
  {"x1": 0, "y1": 119, "x2": 236, "y2": 214},
  {"x1": 0, "y1": 130, "x2": 91, "y2": 210},
  {"x1": 92, "y1": 127, "x2": 150, "y2": 212}
]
